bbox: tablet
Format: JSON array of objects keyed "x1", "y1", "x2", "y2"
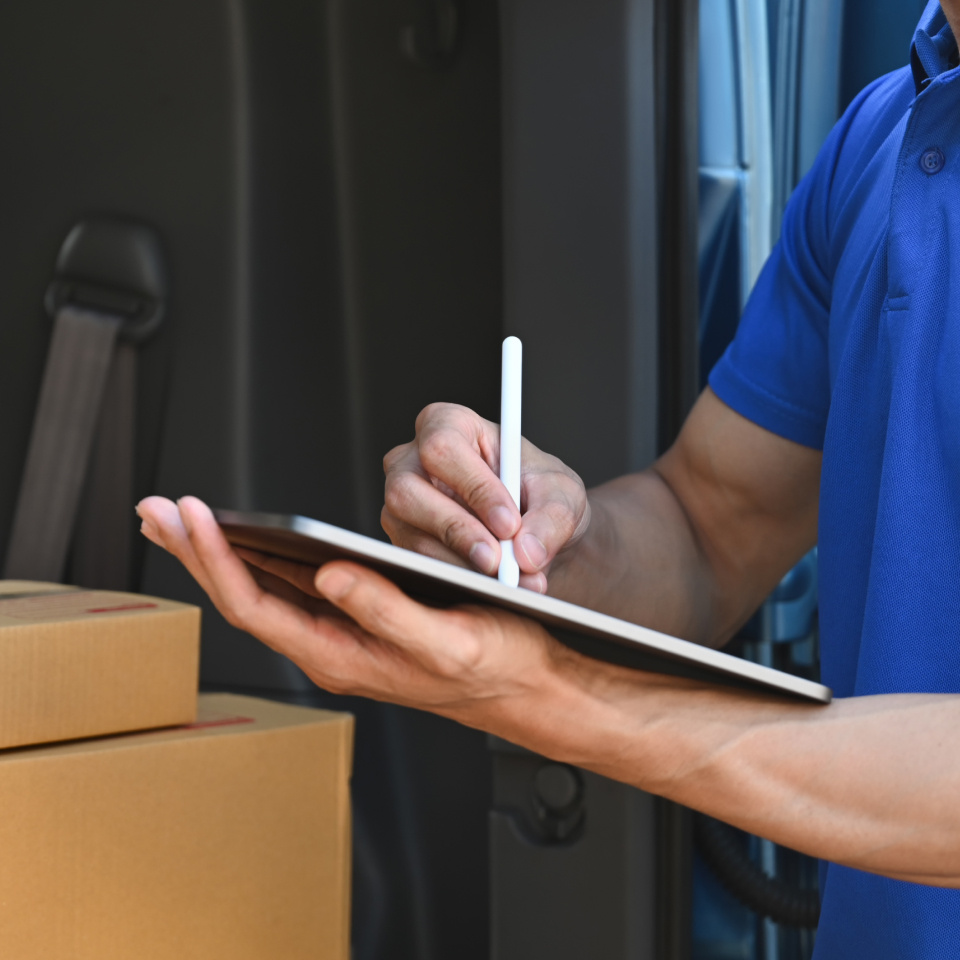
[{"x1": 215, "y1": 510, "x2": 832, "y2": 704}]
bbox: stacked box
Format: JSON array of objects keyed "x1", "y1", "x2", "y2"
[
  {"x1": 0, "y1": 694, "x2": 353, "y2": 960},
  {"x1": 0, "y1": 583, "x2": 354, "y2": 959},
  {"x1": 0, "y1": 581, "x2": 200, "y2": 748}
]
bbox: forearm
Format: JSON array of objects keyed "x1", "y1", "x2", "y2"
[
  {"x1": 142, "y1": 495, "x2": 958, "y2": 887},
  {"x1": 481, "y1": 647, "x2": 960, "y2": 886},
  {"x1": 545, "y1": 391, "x2": 820, "y2": 646}
]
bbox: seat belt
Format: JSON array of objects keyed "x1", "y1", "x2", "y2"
[
  {"x1": 4, "y1": 306, "x2": 122, "y2": 583},
  {"x1": 3, "y1": 220, "x2": 165, "y2": 587},
  {"x1": 70, "y1": 337, "x2": 138, "y2": 590}
]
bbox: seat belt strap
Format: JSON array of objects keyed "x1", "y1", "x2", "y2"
[
  {"x1": 70, "y1": 340, "x2": 137, "y2": 591},
  {"x1": 5, "y1": 219, "x2": 165, "y2": 587},
  {"x1": 3, "y1": 305, "x2": 122, "y2": 582}
]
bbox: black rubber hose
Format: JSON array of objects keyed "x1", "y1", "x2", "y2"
[{"x1": 694, "y1": 813, "x2": 820, "y2": 929}]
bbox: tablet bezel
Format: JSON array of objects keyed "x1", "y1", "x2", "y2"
[{"x1": 215, "y1": 509, "x2": 832, "y2": 704}]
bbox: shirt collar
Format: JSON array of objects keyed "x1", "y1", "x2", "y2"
[{"x1": 911, "y1": 1, "x2": 960, "y2": 94}]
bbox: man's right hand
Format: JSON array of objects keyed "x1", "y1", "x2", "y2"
[
  {"x1": 381, "y1": 390, "x2": 821, "y2": 643},
  {"x1": 381, "y1": 402, "x2": 590, "y2": 593}
]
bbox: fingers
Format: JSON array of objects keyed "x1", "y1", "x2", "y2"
[
  {"x1": 380, "y1": 509, "x2": 478, "y2": 569},
  {"x1": 139, "y1": 496, "x2": 321, "y2": 664},
  {"x1": 137, "y1": 496, "x2": 556, "y2": 713},
  {"x1": 175, "y1": 498, "x2": 313, "y2": 643},
  {"x1": 137, "y1": 496, "x2": 219, "y2": 601},
  {"x1": 313, "y1": 560, "x2": 492, "y2": 684},
  {"x1": 388, "y1": 403, "x2": 521, "y2": 539},
  {"x1": 236, "y1": 547, "x2": 327, "y2": 599},
  {"x1": 382, "y1": 509, "x2": 548, "y2": 593},
  {"x1": 313, "y1": 561, "x2": 557, "y2": 703},
  {"x1": 315, "y1": 562, "x2": 441, "y2": 648},
  {"x1": 384, "y1": 403, "x2": 592, "y2": 588},
  {"x1": 518, "y1": 571, "x2": 549, "y2": 594},
  {"x1": 243, "y1": 560, "x2": 337, "y2": 617},
  {"x1": 380, "y1": 466, "x2": 504, "y2": 575},
  {"x1": 137, "y1": 498, "x2": 406, "y2": 694},
  {"x1": 514, "y1": 463, "x2": 592, "y2": 574}
]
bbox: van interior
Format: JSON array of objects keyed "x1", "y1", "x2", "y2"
[{"x1": 0, "y1": 1, "x2": 925, "y2": 957}]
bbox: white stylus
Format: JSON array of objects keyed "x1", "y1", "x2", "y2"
[{"x1": 498, "y1": 336, "x2": 522, "y2": 587}]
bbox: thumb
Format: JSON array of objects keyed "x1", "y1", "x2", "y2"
[
  {"x1": 314, "y1": 561, "x2": 449, "y2": 655},
  {"x1": 513, "y1": 464, "x2": 591, "y2": 574}
]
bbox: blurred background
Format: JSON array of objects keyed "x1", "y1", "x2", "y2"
[{"x1": 0, "y1": 0, "x2": 926, "y2": 957}]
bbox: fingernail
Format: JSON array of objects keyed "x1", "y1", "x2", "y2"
[
  {"x1": 140, "y1": 519, "x2": 160, "y2": 542},
  {"x1": 489, "y1": 505, "x2": 516, "y2": 539},
  {"x1": 316, "y1": 568, "x2": 356, "y2": 600},
  {"x1": 176, "y1": 499, "x2": 194, "y2": 534},
  {"x1": 469, "y1": 541, "x2": 497, "y2": 575},
  {"x1": 519, "y1": 533, "x2": 547, "y2": 569}
]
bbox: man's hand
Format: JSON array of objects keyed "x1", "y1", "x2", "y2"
[
  {"x1": 381, "y1": 402, "x2": 590, "y2": 593},
  {"x1": 381, "y1": 391, "x2": 822, "y2": 646},
  {"x1": 135, "y1": 497, "x2": 960, "y2": 886},
  {"x1": 135, "y1": 496, "x2": 567, "y2": 725}
]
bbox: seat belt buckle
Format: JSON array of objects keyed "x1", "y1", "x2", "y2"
[{"x1": 44, "y1": 219, "x2": 166, "y2": 342}]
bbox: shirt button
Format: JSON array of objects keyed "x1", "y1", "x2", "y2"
[{"x1": 920, "y1": 147, "x2": 945, "y2": 174}]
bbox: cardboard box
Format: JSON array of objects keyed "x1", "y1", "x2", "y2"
[
  {"x1": 0, "y1": 580, "x2": 80, "y2": 596},
  {"x1": 0, "y1": 693, "x2": 353, "y2": 960},
  {"x1": 0, "y1": 582, "x2": 200, "y2": 749}
]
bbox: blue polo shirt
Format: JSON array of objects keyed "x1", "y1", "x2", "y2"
[{"x1": 709, "y1": 2, "x2": 960, "y2": 955}]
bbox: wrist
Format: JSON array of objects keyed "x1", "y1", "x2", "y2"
[
  {"x1": 473, "y1": 638, "x2": 649, "y2": 770},
  {"x1": 473, "y1": 638, "x2": 727, "y2": 803},
  {"x1": 546, "y1": 493, "x2": 610, "y2": 604}
]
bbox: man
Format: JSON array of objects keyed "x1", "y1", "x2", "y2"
[{"x1": 137, "y1": 2, "x2": 960, "y2": 955}]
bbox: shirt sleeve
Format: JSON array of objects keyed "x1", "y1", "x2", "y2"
[{"x1": 708, "y1": 102, "x2": 845, "y2": 450}]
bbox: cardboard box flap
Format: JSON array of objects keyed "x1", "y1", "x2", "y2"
[
  {"x1": 0, "y1": 580, "x2": 79, "y2": 599},
  {"x1": 0, "y1": 588, "x2": 194, "y2": 627},
  {"x1": 2, "y1": 694, "x2": 354, "y2": 765}
]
